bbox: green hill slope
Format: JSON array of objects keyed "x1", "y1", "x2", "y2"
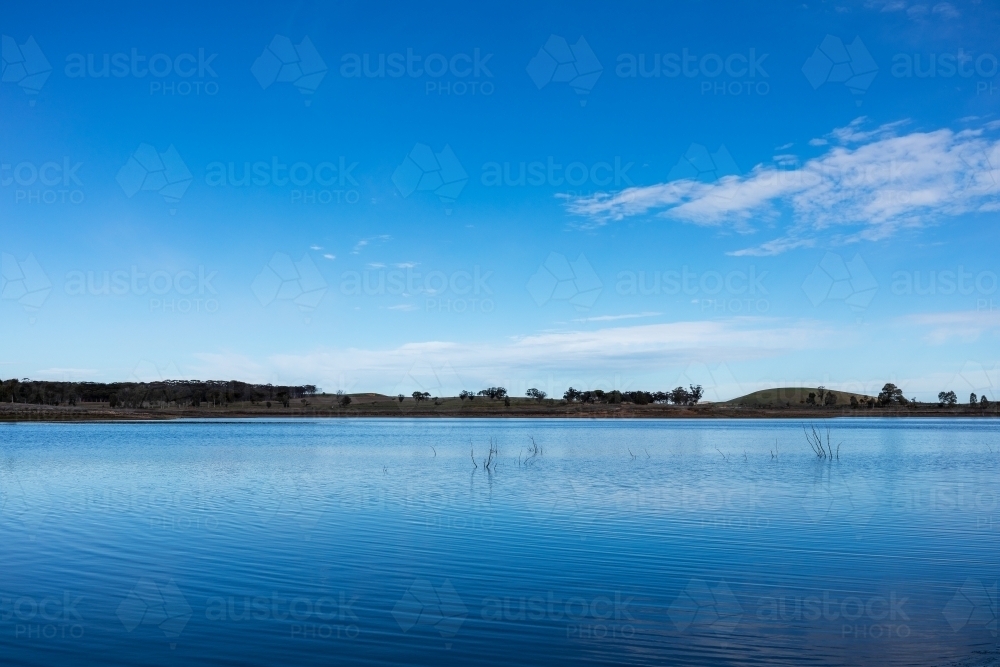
[{"x1": 724, "y1": 387, "x2": 877, "y2": 406}]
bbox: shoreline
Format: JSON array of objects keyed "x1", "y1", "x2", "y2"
[{"x1": 2, "y1": 401, "x2": 997, "y2": 422}]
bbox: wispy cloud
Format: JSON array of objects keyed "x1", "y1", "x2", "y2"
[
  {"x1": 190, "y1": 317, "x2": 835, "y2": 391},
  {"x1": 566, "y1": 119, "x2": 1000, "y2": 254},
  {"x1": 904, "y1": 310, "x2": 1000, "y2": 344},
  {"x1": 351, "y1": 234, "x2": 392, "y2": 254},
  {"x1": 572, "y1": 311, "x2": 662, "y2": 323}
]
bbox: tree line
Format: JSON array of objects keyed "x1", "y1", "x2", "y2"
[
  {"x1": 450, "y1": 385, "x2": 706, "y2": 406},
  {"x1": 0, "y1": 379, "x2": 319, "y2": 409},
  {"x1": 869, "y1": 384, "x2": 989, "y2": 408}
]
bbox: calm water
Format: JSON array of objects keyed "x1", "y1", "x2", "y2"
[{"x1": 0, "y1": 418, "x2": 997, "y2": 666}]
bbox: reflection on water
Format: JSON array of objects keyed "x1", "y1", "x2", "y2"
[{"x1": 0, "y1": 418, "x2": 997, "y2": 666}]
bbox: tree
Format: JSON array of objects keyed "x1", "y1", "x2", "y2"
[
  {"x1": 981, "y1": 395, "x2": 990, "y2": 407},
  {"x1": 806, "y1": 392, "x2": 817, "y2": 405},
  {"x1": 397, "y1": 394, "x2": 405, "y2": 403},
  {"x1": 477, "y1": 387, "x2": 507, "y2": 400},
  {"x1": 631, "y1": 391, "x2": 651, "y2": 405},
  {"x1": 824, "y1": 391, "x2": 838, "y2": 406},
  {"x1": 339, "y1": 395, "x2": 352, "y2": 407},
  {"x1": 817, "y1": 386, "x2": 827, "y2": 402},
  {"x1": 459, "y1": 390, "x2": 470, "y2": 401},
  {"x1": 878, "y1": 383, "x2": 904, "y2": 406},
  {"x1": 850, "y1": 395, "x2": 859, "y2": 408},
  {"x1": 970, "y1": 392, "x2": 978, "y2": 405},
  {"x1": 563, "y1": 387, "x2": 580, "y2": 401},
  {"x1": 669, "y1": 386, "x2": 690, "y2": 405},
  {"x1": 688, "y1": 385, "x2": 704, "y2": 405},
  {"x1": 938, "y1": 391, "x2": 957, "y2": 406},
  {"x1": 412, "y1": 391, "x2": 430, "y2": 402},
  {"x1": 526, "y1": 388, "x2": 547, "y2": 401}
]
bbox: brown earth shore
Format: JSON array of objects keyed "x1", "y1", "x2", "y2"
[{"x1": 1, "y1": 393, "x2": 997, "y2": 422}]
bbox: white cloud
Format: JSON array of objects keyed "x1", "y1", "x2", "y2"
[
  {"x1": 189, "y1": 318, "x2": 834, "y2": 393},
  {"x1": 572, "y1": 311, "x2": 662, "y2": 323},
  {"x1": 727, "y1": 236, "x2": 816, "y2": 257},
  {"x1": 932, "y1": 2, "x2": 959, "y2": 18},
  {"x1": 566, "y1": 119, "x2": 1000, "y2": 252},
  {"x1": 351, "y1": 234, "x2": 391, "y2": 254},
  {"x1": 904, "y1": 310, "x2": 1000, "y2": 344}
]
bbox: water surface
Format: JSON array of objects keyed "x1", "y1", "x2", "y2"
[{"x1": 1, "y1": 418, "x2": 997, "y2": 666}]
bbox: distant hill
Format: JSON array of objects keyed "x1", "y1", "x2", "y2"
[{"x1": 724, "y1": 387, "x2": 877, "y2": 407}]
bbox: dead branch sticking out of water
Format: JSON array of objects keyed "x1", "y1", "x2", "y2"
[
  {"x1": 628, "y1": 448, "x2": 636, "y2": 460},
  {"x1": 520, "y1": 436, "x2": 543, "y2": 467},
  {"x1": 716, "y1": 447, "x2": 728, "y2": 461},
  {"x1": 482, "y1": 437, "x2": 498, "y2": 472},
  {"x1": 528, "y1": 437, "x2": 542, "y2": 457},
  {"x1": 804, "y1": 426, "x2": 841, "y2": 460}
]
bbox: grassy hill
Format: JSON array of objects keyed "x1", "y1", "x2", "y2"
[{"x1": 724, "y1": 387, "x2": 877, "y2": 407}]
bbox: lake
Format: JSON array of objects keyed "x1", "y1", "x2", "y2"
[{"x1": 0, "y1": 418, "x2": 997, "y2": 666}]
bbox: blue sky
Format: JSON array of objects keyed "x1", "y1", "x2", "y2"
[{"x1": 2, "y1": 0, "x2": 1000, "y2": 401}]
